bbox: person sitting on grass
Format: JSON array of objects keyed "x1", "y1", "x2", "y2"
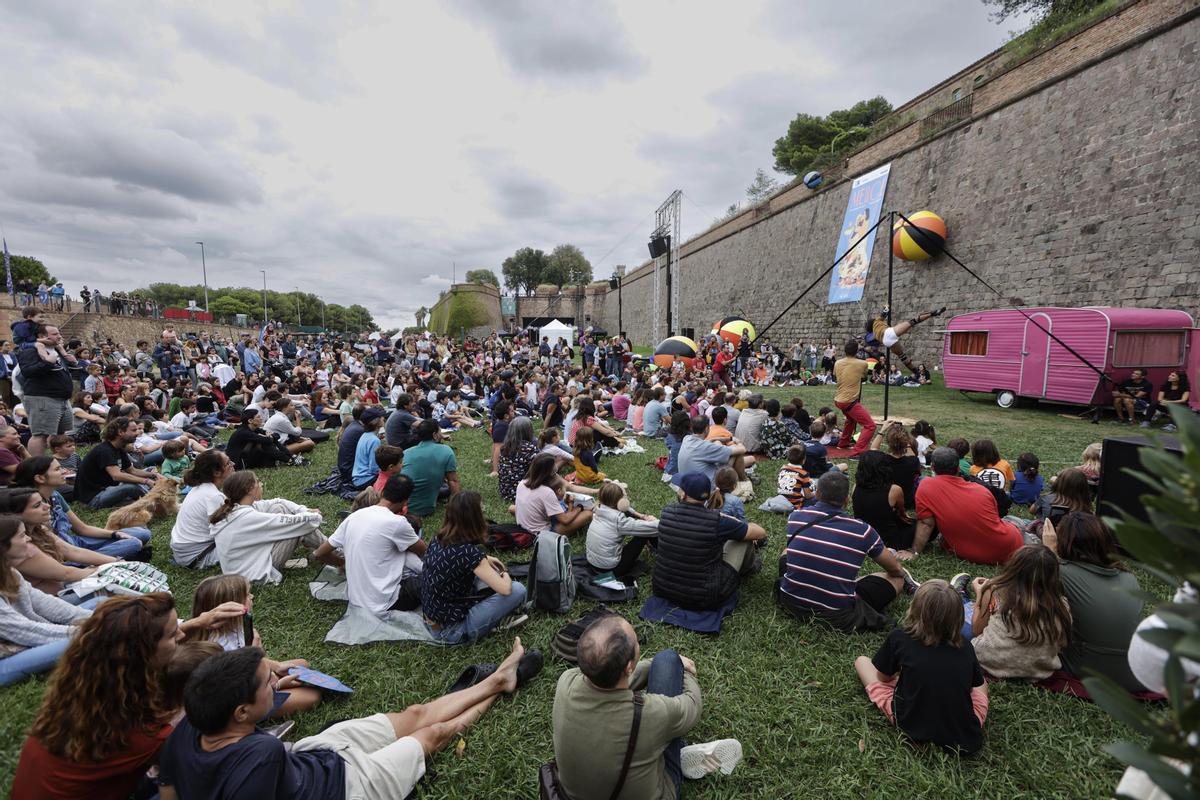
[
  {"x1": 585, "y1": 481, "x2": 658, "y2": 580},
  {"x1": 159, "y1": 438, "x2": 191, "y2": 481},
  {"x1": 853, "y1": 580, "x2": 988, "y2": 755},
  {"x1": 372, "y1": 444, "x2": 404, "y2": 493},
  {"x1": 1010, "y1": 452, "x2": 1044, "y2": 508},
  {"x1": 732, "y1": 393, "x2": 768, "y2": 455},
  {"x1": 705, "y1": 405, "x2": 734, "y2": 443},
  {"x1": 552, "y1": 615, "x2": 742, "y2": 800},
  {"x1": 350, "y1": 407, "x2": 387, "y2": 490},
  {"x1": 170, "y1": 451, "x2": 233, "y2": 569},
  {"x1": 969, "y1": 438, "x2": 1015, "y2": 490},
  {"x1": 261, "y1": 396, "x2": 316, "y2": 460},
  {"x1": 156, "y1": 638, "x2": 535, "y2": 800},
  {"x1": 676, "y1": 414, "x2": 753, "y2": 487},
  {"x1": 776, "y1": 445, "x2": 814, "y2": 510},
  {"x1": 48, "y1": 434, "x2": 80, "y2": 475},
  {"x1": 210, "y1": 470, "x2": 332, "y2": 585},
  {"x1": 400, "y1": 420, "x2": 459, "y2": 521},
  {"x1": 225, "y1": 411, "x2": 292, "y2": 471},
  {"x1": 652, "y1": 472, "x2": 767, "y2": 612},
  {"x1": 497, "y1": 417, "x2": 538, "y2": 503},
  {"x1": 421, "y1": 491, "x2": 527, "y2": 644},
  {"x1": 515, "y1": 454, "x2": 592, "y2": 535},
  {"x1": 314, "y1": 474, "x2": 426, "y2": 615},
  {"x1": 72, "y1": 417, "x2": 160, "y2": 510},
  {"x1": 759, "y1": 399, "x2": 798, "y2": 460},
  {"x1": 850, "y1": 450, "x2": 915, "y2": 551},
  {"x1": 572, "y1": 426, "x2": 606, "y2": 485},
  {"x1": 951, "y1": 543, "x2": 1072, "y2": 681},
  {"x1": 662, "y1": 411, "x2": 690, "y2": 482},
  {"x1": 715, "y1": 467, "x2": 745, "y2": 521},
  {"x1": 777, "y1": 470, "x2": 915, "y2": 633}
]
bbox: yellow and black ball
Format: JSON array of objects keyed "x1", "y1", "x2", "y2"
[{"x1": 892, "y1": 211, "x2": 947, "y2": 261}]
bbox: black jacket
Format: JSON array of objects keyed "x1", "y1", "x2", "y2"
[
  {"x1": 652, "y1": 501, "x2": 740, "y2": 610},
  {"x1": 16, "y1": 347, "x2": 74, "y2": 399}
]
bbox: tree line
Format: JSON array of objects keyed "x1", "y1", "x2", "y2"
[{"x1": 137, "y1": 282, "x2": 376, "y2": 332}]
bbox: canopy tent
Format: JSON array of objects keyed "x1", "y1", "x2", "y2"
[{"x1": 538, "y1": 318, "x2": 576, "y2": 344}]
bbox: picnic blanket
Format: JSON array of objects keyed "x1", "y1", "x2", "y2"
[
  {"x1": 639, "y1": 591, "x2": 739, "y2": 634},
  {"x1": 602, "y1": 438, "x2": 646, "y2": 456},
  {"x1": 310, "y1": 566, "x2": 442, "y2": 645},
  {"x1": 304, "y1": 468, "x2": 360, "y2": 501}
]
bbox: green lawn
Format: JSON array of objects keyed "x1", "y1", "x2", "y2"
[{"x1": 0, "y1": 377, "x2": 1158, "y2": 798}]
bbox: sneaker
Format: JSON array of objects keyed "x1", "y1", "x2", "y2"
[
  {"x1": 501, "y1": 613, "x2": 529, "y2": 631},
  {"x1": 283, "y1": 557, "x2": 308, "y2": 570},
  {"x1": 901, "y1": 568, "x2": 921, "y2": 596},
  {"x1": 661, "y1": 472, "x2": 673, "y2": 483},
  {"x1": 1164, "y1": 423, "x2": 1178, "y2": 432},
  {"x1": 950, "y1": 572, "x2": 972, "y2": 599},
  {"x1": 681, "y1": 739, "x2": 743, "y2": 779},
  {"x1": 1140, "y1": 421, "x2": 1151, "y2": 428}
]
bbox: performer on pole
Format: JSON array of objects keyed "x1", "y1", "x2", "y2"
[
  {"x1": 864, "y1": 306, "x2": 945, "y2": 373},
  {"x1": 834, "y1": 339, "x2": 875, "y2": 457}
]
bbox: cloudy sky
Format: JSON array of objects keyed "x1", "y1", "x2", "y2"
[{"x1": 0, "y1": 0, "x2": 1029, "y2": 329}]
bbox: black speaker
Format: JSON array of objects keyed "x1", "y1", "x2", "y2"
[
  {"x1": 681, "y1": 327, "x2": 695, "y2": 341},
  {"x1": 648, "y1": 235, "x2": 670, "y2": 259},
  {"x1": 1097, "y1": 434, "x2": 1182, "y2": 523}
]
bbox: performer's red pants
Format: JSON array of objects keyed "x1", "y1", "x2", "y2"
[{"x1": 836, "y1": 400, "x2": 876, "y2": 455}]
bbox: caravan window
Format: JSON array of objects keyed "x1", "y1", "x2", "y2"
[
  {"x1": 949, "y1": 331, "x2": 988, "y2": 356},
  {"x1": 1112, "y1": 331, "x2": 1186, "y2": 368}
]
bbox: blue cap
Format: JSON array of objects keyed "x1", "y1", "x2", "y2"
[{"x1": 676, "y1": 472, "x2": 711, "y2": 502}]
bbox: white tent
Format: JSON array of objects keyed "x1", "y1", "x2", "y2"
[{"x1": 538, "y1": 318, "x2": 575, "y2": 344}]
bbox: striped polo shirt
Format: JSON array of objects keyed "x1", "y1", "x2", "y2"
[{"x1": 779, "y1": 501, "x2": 884, "y2": 611}]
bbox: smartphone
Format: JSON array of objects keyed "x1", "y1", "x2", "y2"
[{"x1": 242, "y1": 612, "x2": 254, "y2": 648}]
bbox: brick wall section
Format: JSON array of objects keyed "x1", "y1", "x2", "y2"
[
  {"x1": 0, "y1": 306, "x2": 258, "y2": 346},
  {"x1": 515, "y1": 284, "x2": 607, "y2": 328},
  {"x1": 599, "y1": 12, "x2": 1200, "y2": 362}
]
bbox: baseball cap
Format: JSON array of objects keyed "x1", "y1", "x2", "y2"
[
  {"x1": 360, "y1": 407, "x2": 386, "y2": 424},
  {"x1": 676, "y1": 472, "x2": 711, "y2": 502}
]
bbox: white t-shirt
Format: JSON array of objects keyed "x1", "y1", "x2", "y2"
[
  {"x1": 515, "y1": 481, "x2": 563, "y2": 534},
  {"x1": 213, "y1": 363, "x2": 235, "y2": 387},
  {"x1": 328, "y1": 506, "x2": 423, "y2": 616},
  {"x1": 170, "y1": 482, "x2": 224, "y2": 567},
  {"x1": 170, "y1": 411, "x2": 193, "y2": 429},
  {"x1": 264, "y1": 412, "x2": 302, "y2": 443}
]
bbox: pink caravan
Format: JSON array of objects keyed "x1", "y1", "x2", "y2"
[{"x1": 941, "y1": 307, "x2": 1198, "y2": 410}]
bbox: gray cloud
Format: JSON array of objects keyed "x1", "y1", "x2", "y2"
[
  {"x1": 453, "y1": 0, "x2": 645, "y2": 79},
  {"x1": 5, "y1": 175, "x2": 196, "y2": 221}
]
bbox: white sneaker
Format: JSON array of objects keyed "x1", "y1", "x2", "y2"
[
  {"x1": 661, "y1": 472, "x2": 673, "y2": 483},
  {"x1": 283, "y1": 557, "x2": 308, "y2": 570},
  {"x1": 680, "y1": 739, "x2": 742, "y2": 779}
]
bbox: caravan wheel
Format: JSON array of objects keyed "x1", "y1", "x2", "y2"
[{"x1": 996, "y1": 390, "x2": 1017, "y2": 409}]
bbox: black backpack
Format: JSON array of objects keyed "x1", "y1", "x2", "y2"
[{"x1": 549, "y1": 607, "x2": 622, "y2": 663}]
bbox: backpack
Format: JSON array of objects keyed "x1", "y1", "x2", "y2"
[
  {"x1": 528, "y1": 531, "x2": 576, "y2": 613},
  {"x1": 486, "y1": 521, "x2": 535, "y2": 550}
]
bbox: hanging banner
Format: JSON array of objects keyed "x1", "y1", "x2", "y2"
[{"x1": 827, "y1": 162, "x2": 891, "y2": 304}]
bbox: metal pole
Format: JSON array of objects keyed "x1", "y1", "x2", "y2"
[
  {"x1": 294, "y1": 288, "x2": 301, "y2": 326},
  {"x1": 883, "y1": 211, "x2": 894, "y2": 421},
  {"x1": 259, "y1": 270, "x2": 268, "y2": 326},
  {"x1": 321, "y1": 301, "x2": 325, "y2": 329},
  {"x1": 665, "y1": 241, "x2": 672, "y2": 336},
  {"x1": 195, "y1": 241, "x2": 209, "y2": 311},
  {"x1": 618, "y1": 276, "x2": 623, "y2": 336}
]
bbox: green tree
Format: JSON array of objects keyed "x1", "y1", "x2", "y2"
[
  {"x1": 208, "y1": 295, "x2": 254, "y2": 318},
  {"x1": 982, "y1": 0, "x2": 1103, "y2": 21},
  {"x1": 465, "y1": 269, "x2": 500, "y2": 288},
  {"x1": 5, "y1": 254, "x2": 55, "y2": 288},
  {"x1": 501, "y1": 247, "x2": 547, "y2": 295},
  {"x1": 546, "y1": 244, "x2": 592, "y2": 287},
  {"x1": 772, "y1": 96, "x2": 893, "y2": 176},
  {"x1": 745, "y1": 168, "x2": 779, "y2": 205}
]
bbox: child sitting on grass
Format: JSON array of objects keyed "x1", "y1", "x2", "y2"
[
  {"x1": 190, "y1": 574, "x2": 322, "y2": 719},
  {"x1": 715, "y1": 467, "x2": 745, "y2": 521},
  {"x1": 371, "y1": 444, "x2": 404, "y2": 492},
  {"x1": 854, "y1": 580, "x2": 988, "y2": 755},
  {"x1": 159, "y1": 438, "x2": 191, "y2": 481},
  {"x1": 951, "y1": 543, "x2": 1071, "y2": 680},
  {"x1": 585, "y1": 481, "x2": 658, "y2": 579},
  {"x1": 818, "y1": 410, "x2": 839, "y2": 445},
  {"x1": 970, "y1": 439, "x2": 1015, "y2": 487},
  {"x1": 537, "y1": 427, "x2": 572, "y2": 470},
  {"x1": 777, "y1": 445, "x2": 814, "y2": 510},
  {"x1": 946, "y1": 437, "x2": 973, "y2": 478},
  {"x1": 1076, "y1": 442, "x2": 1103, "y2": 496},
  {"x1": 48, "y1": 434, "x2": 79, "y2": 473},
  {"x1": 572, "y1": 427, "x2": 606, "y2": 485},
  {"x1": 1010, "y1": 452, "x2": 1044, "y2": 508}
]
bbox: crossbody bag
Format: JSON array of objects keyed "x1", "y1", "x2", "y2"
[{"x1": 539, "y1": 692, "x2": 644, "y2": 800}]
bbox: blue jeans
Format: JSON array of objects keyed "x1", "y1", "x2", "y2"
[
  {"x1": 962, "y1": 599, "x2": 975, "y2": 642},
  {"x1": 153, "y1": 431, "x2": 184, "y2": 440},
  {"x1": 430, "y1": 582, "x2": 527, "y2": 644},
  {"x1": 0, "y1": 639, "x2": 71, "y2": 686},
  {"x1": 648, "y1": 649, "x2": 685, "y2": 796},
  {"x1": 61, "y1": 526, "x2": 150, "y2": 560},
  {"x1": 143, "y1": 450, "x2": 165, "y2": 467},
  {"x1": 87, "y1": 483, "x2": 149, "y2": 510}
]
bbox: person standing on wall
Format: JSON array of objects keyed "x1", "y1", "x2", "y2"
[{"x1": 834, "y1": 338, "x2": 875, "y2": 457}]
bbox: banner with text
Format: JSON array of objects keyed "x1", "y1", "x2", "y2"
[{"x1": 827, "y1": 162, "x2": 891, "y2": 304}]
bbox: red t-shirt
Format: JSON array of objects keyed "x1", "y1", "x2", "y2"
[
  {"x1": 11, "y1": 726, "x2": 172, "y2": 800},
  {"x1": 915, "y1": 474, "x2": 1022, "y2": 565},
  {"x1": 713, "y1": 351, "x2": 733, "y2": 374},
  {"x1": 0, "y1": 445, "x2": 21, "y2": 486}
]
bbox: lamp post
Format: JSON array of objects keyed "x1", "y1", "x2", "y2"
[
  {"x1": 321, "y1": 300, "x2": 325, "y2": 330},
  {"x1": 609, "y1": 271, "x2": 623, "y2": 336},
  {"x1": 259, "y1": 270, "x2": 268, "y2": 325},
  {"x1": 294, "y1": 287, "x2": 301, "y2": 326},
  {"x1": 195, "y1": 241, "x2": 209, "y2": 311}
]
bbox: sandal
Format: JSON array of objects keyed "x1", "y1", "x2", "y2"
[{"x1": 447, "y1": 663, "x2": 497, "y2": 693}]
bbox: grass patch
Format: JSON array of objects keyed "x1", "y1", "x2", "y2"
[
  {"x1": 0, "y1": 375, "x2": 1157, "y2": 796},
  {"x1": 1002, "y1": 0, "x2": 1127, "y2": 64}
]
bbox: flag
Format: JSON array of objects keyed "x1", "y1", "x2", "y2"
[{"x1": 3, "y1": 239, "x2": 11, "y2": 296}]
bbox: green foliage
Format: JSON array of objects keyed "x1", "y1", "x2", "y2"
[
  {"x1": 465, "y1": 269, "x2": 500, "y2": 288},
  {"x1": 772, "y1": 96, "x2": 893, "y2": 176},
  {"x1": 207, "y1": 295, "x2": 254, "y2": 317},
  {"x1": 3, "y1": 254, "x2": 55, "y2": 287},
  {"x1": 501, "y1": 247, "x2": 548, "y2": 296},
  {"x1": 1085, "y1": 405, "x2": 1200, "y2": 799},
  {"x1": 745, "y1": 168, "x2": 780, "y2": 205},
  {"x1": 134, "y1": 282, "x2": 376, "y2": 332},
  {"x1": 545, "y1": 244, "x2": 592, "y2": 288},
  {"x1": 1000, "y1": 0, "x2": 1121, "y2": 62},
  {"x1": 983, "y1": 0, "x2": 1107, "y2": 22}
]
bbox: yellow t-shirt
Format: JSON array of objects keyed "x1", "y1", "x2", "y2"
[
  {"x1": 834, "y1": 357, "x2": 869, "y2": 404},
  {"x1": 971, "y1": 459, "x2": 1015, "y2": 484}
]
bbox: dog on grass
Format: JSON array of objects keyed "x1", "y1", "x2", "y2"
[{"x1": 105, "y1": 478, "x2": 180, "y2": 530}]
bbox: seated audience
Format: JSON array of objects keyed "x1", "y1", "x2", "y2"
[
  {"x1": 851, "y1": 450, "x2": 916, "y2": 550},
  {"x1": 586, "y1": 482, "x2": 658, "y2": 579},
  {"x1": 572, "y1": 427, "x2": 606, "y2": 485},
  {"x1": 73, "y1": 417, "x2": 159, "y2": 509},
  {"x1": 969, "y1": 438, "x2": 1014, "y2": 488},
  {"x1": 732, "y1": 393, "x2": 768, "y2": 454},
  {"x1": 497, "y1": 416, "x2": 538, "y2": 502},
  {"x1": 372, "y1": 444, "x2": 404, "y2": 493},
  {"x1": 776, "y1": 445, "x2": 814, "y2": 510},
  {"x1": 676, "y1": 415, "x2": 752, "y2": 486},
  {"x1": 0, "y1": 425, "x2": 29, "y2": 486},
  {"x1": 552, "y1": 615, "x2": 741, "y2": 800},
  {"x1": 715, "y1": 467, "x2": 745, "y2": 521},
  {"x1": 1010, "y1": 452, "x2": 1044, "y2": 508},
  {"x1": 880, "y1": 423, "x2": 923, "y2": 511},
  {"x1": 400, "y1": 420, "x2": 460, "y2": 520},
  {"x1": 652, "y1": 472, "x2": 766, "y2": 611},
  {"x1": 170, "y1": 451, "x2": 233, "y2": 569},
  {"x1": 0, "y1": 487, "x2": 117, "y2": 593},
  {"x1": 759, "y1": 399, "x2": 798, "y2": 459},
  {"x1": 336, "y1": 405, "x2": 366, "y2": 484},
  {"x1": 515, "y1": 454, "x2": 592, "y2": 535},
  {"x1": 159, "y1": 438, "x2": 191, "y2": 481},
  {"x1": 225, "y1": 412, "x2": 292, "y2": 470},
  {"x1": 350, "y1": 407, "x2": 387, "y2": 489},
  {"x1": 261, "y1": 396, "x2": 317, "y2": 458}
]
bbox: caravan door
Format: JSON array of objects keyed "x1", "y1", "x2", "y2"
[{"x1": 1018, "y1": 314, "x2": 1052, "y2": 398}]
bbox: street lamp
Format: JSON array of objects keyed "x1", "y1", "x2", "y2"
[
  {"x1": 294, "y1": 287, "x2": 301, "y2": 326},
  {"x1": 259, "y1": 270, "x2": 268, "y2": 325},
  {"x1": 195, "y1": 242, "x2": 209, "y2": 312}
]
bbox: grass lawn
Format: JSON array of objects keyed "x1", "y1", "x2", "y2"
[{"x1": 0, "y1": 376, "x2": 1158, "y2": 798}]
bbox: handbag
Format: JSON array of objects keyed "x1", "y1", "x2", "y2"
[{"x1": 539, "y1": 693, "x2": 644, "y2": 800}]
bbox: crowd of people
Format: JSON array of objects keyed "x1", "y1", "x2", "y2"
[{"x1": 0, "y1": 311, "x2": 1188, "y2": 799}]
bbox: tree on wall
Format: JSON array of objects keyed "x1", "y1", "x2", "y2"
[
  {"x1": 501, "y1": 247, "x2": 548, "y2": 296},
  {"x1": 982, "y1": 0, "x2": 1104, "y2": 21},
  {"x1": 465, "y1": 269, "x2": 500, "y2": 288},
  {"x1": 772, "y1": 96, "x2": 893, "y2": 176},
  {"x1": 545, "y1": 244, "x2": 592, "y2": 288},
  {"x1": 745, "y1": 168, "x2": 780, "y2": 205}
]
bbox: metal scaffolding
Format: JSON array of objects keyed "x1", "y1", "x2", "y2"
[{"x1": 652, "y1": 190, "x2": 681, "y2": 342}]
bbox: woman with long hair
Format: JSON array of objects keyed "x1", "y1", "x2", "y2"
[
  {"x1": 0, "y1": 516, "x2": 92, "y2": 686},
  {"x1": 1034, "y1": 467, "x2": 1093, "y2": 529},
  {"x1": 69, "y1": 390, "x2": 105, "y2": 444},
  {"x1": 851, "y1": 450, "x2": 915, "y2": 550},
  {"x1": 420, "y1": 491, "x2": 526, "y2": 644},
  {"x1": 0, "y1": 487, "x2": 114, "y2": 596},
  {"x1": 169, "y1": 450, "x2": 234, "y2": 569},
  {"x1": 515, "y1": 453, "x2": 592, "y2": 535},
  {"x1": 497, "y1": 416, "x2": 538, "y2": 502},
  {"x1": 210, "y1": 470, "x2": 331, "y2": 584},
  {"x1": 13, "y1": 456, "x2": 151, "y2": 561},
  {"x1": 1045, "y1": 512, "x2": 1149, "y2": 693},
  {"x1": 880, "y1": 424, "x2": 924, "y2": 511},
  {"x1": 1147, "y1": 370, "x2": 1190, "y2": 429},
  {"x1": 567, "y1": 397, "x2": 621, "y2": 449},
  {"x1": 10, "y1": 591, "x2": 244, "y2": 799}
]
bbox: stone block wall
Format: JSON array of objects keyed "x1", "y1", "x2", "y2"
[
  {"x1": 0, "y1": 305, "x2": 258, "y2": 346},
  {"x1": 599, "y1": 2, "x2": 1200, "y2": 361}
]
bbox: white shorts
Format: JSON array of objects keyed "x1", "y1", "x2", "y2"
[
  {"x1": 292, "y1": 713, "x2": 425, "y2": 800},
  {"x1": 881, "y1": 327, "x2": 899, "y2": 348}
]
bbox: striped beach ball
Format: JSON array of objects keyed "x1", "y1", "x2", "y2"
[{"x1": 891, "y1": 211, "x2": 947, "y2": 261}]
